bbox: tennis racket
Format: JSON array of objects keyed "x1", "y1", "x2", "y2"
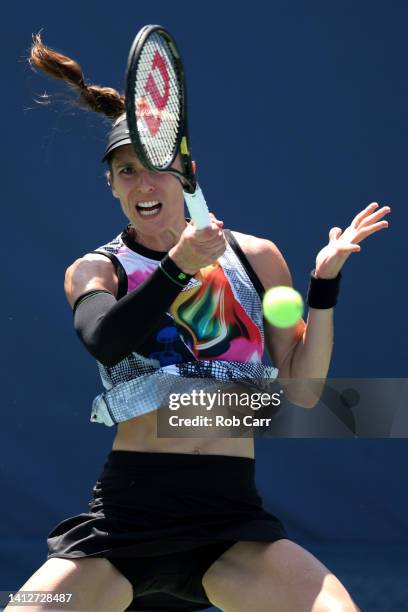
[{"x1": 125, "y1": 24, "x2": 211, "y2": 229}]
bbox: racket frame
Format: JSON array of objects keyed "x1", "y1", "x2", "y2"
[{"x1": 125, "y1": 24, "x2": 197, "y2": 194}]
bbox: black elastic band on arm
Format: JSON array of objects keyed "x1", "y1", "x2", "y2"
[
  {"x1": 73, "y1": 289, "x2": 114, "y2": 315},
  {"x1": 159, "y1": 255, "x2": 192, "y2": 287},
  {"x1": 224, "y1": 229, "x2": 265, "y2": 299}
]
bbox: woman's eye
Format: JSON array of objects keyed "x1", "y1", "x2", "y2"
[{"x1": 120, "y1": 167, "x2": 135, "y2": 175}]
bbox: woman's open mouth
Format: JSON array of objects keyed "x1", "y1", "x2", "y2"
[{"x1": 136, "y1": 201, "x2": 162, "y2": 217}]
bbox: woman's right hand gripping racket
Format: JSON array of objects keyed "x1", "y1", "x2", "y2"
[{"x1": 125, "y1": 24, "x2": 211, "y2": 229}]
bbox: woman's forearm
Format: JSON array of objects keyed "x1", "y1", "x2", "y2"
[
  {"x1": 280, "y1": 308, "x2": 334, "y2": 408},
  {"x1": 290, "y1": 308, "x2": 334, "y2": 380}
]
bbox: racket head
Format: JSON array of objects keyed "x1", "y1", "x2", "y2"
[{"x1": 125, "y1": 25, "x2": 194, "y2": 187}]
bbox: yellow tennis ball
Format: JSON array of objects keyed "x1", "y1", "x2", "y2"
[{"x1": 262, "y1": 286, "x2": 304, "y2": 328}]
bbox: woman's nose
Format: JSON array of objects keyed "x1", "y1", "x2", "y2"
[{"x1": 135, "y1": 169, "x2": 156, "y2": 192}]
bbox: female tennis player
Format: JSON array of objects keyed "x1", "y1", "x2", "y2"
[{"x1": 11, "y1": 33, "x2": 390, "y2": 612}]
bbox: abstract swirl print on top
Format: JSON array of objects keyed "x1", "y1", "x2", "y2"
[{"x1": 169, "y1": 263, "x2": 262, "y2": 362}]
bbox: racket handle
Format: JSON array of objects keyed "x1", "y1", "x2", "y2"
[{"x1": 184, "y1": 184, "x2": 211, "y2": 229}]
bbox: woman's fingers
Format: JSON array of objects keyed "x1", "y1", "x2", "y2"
[
  {"x1": 208, "y1": 213, "x2": 224, "y2": 228},
  {"x1": 353, "y1": 220, "x2": 389, "y2": 242},
  {"x1": 351, "y1": 202, "x2": 391, "y2": 229},
  {"x1": 329, "y1": 227, "x2": 343, "y2": 242},
  {"x1": 351, "y1": 202, "x2": 380, "y2": 228},
  {"x1": 338, "y1": 243, "x2": 362, "y2": 254},
  {"x1": 355, "y1": 206, "x2": 391, "y2": 229}
]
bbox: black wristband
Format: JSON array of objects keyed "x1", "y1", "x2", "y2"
[
  {"x1": 159, "y1": 254, "x2": 193, "y2": 287},
  {"x1": 307, "y1": 270, "x2": 342, "y2": 309}
]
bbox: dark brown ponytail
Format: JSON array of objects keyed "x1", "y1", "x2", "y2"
[{"x1": 29, "y1": 32, "x2": 125, "y2": 120}]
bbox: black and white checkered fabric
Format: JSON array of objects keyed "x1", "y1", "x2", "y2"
[{"x1": 92, "y1": 360, "x2": 278, "y2": 427}]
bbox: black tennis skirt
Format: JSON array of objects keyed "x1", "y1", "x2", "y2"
[
  {"x1": 47, "y1": 450, "x2": 287, "y2": 610},
  {"x1": 47, "y1": 450, "x2": 287, "y2": 559}
]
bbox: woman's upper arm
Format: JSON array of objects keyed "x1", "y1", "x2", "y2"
[
  {"x1": 64, "y1": 253, "x2": 119, "y2": 308},
  {"x1": 233, "y1": 231, "x2": 305, "y2": 373}
]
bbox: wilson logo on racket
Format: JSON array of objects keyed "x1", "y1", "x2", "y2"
[
  {"x1": 137, "y1": 50, "x2": 170, "y2": 136},
  {"x1": 126, "y1": 25, "x2": 211, "y2": 228}
]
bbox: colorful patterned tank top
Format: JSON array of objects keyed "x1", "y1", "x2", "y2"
[{"x1": 88, "y1": 226, "x2": 278, "y2": 426}]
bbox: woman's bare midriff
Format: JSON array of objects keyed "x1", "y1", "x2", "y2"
[{"x1": 112, "y1": 408, "x2": 255, "y2": 458}]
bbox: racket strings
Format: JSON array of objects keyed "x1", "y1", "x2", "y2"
[{"x1": 135, "y1": 33, "x2": 182, "y2": 168}]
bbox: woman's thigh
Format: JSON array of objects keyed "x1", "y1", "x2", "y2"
[
  {"x1": 5, "y1": 557, "x2": 133, "y2": 612},
  {"x1": 202, "y1": 539, "x2": 360, "y2": 612}
]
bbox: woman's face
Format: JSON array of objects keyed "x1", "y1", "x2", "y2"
[{"x1": 108, "y1": 144, "x2": 186, "y2": 248}]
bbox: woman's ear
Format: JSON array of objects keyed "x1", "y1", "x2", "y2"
[
  {"x1": 106, "y1": 171, "x2": 119, "y2": 198},
  {"x1": 192, "y1": 160, "x2": 197, "y2": 174}
]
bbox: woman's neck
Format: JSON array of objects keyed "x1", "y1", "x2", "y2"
[{"x1": 128, "y1": 221, "x2": 187, "y2": 253}]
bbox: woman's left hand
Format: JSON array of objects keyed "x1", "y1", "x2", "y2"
[{"x1": 314, "y1": 202, "x2": 391, "y2": 279}]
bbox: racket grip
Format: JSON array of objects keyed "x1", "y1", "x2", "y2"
[{"x1": 184, "y1": 184, "x2": 211, "y2": 229}]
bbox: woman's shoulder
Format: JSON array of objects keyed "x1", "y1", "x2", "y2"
[
  {"x1": 64, "y1": 228, "x2": 125, "y2": 290},
  {"x1": 229, "y1": 230, "x2": 291, "y2": 287},
  {"x1": 64, "y1": 253, "x2": 119, "y2": 308},
  {"x1": 229, "y1": 230, "x2": 283, "y2": 261}
]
